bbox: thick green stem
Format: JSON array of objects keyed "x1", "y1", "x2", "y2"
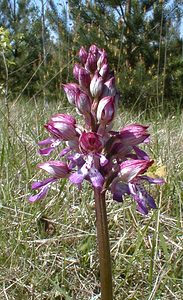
[{"x1": 94, "y1": 188, "x2": 113, "y2": 300}]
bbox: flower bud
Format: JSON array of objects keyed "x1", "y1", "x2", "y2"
[
  {"x1": 97, "y1": 96, "x2": 115, "y2": 124},
  {"x1": 85, "y1": 53, "x2": 97, "y2": 73},
  {"x1": 90, "y1": 71, "x2": 104, "y2": 98},
  {"x1": 119, "y1": 124, "x2": 150, "y2": 146},
  {"x1": 76, "y1": 91, "x2": 92, "y2": 115},
  {"x1": 99, "y1": 63, "x2": 109, "y2": 79},
  {"x1": 45, "y1": 122, "x2": 77, "y2": 140},
  {"x1": 38, "y1": 161, "x2": 70, "y2": 178},
  {"x1": 89, "y1": 44, "x2": 99, "y2": 55},
  {"x1": 101, "y1": 77, "x2": 116, "y2": 97},
  {"x1": 97, "y1": 49, "x2": 108, "y2": 69},
  {"x1": 63, "y1": 83, "x2": 80, "y2": 105},
  {"x1": 73, "y1": 63, "x2": 81, "y2": 81},
  {"x1": 78, "y1": 68, "x2": 91, "y2": 90},
  {"x1": 79, "y1": 46, "x2": 88, "y2": 64},
  {"x1": 45, "y1": 114, "x2": 77, "y2": 140},
  {"x1": 79, "y1": 132, "x2": 103, "y2": 154}
]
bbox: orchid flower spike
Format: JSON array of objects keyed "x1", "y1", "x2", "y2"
[{"x1": 30, "y1": 44, "x2": 164, "y2": 214}]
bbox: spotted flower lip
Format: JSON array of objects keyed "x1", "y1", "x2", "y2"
[
  {"x1": 128, "y1": 183, "x2": 155, "y2": 215},
  {"x1": 69, "y1": 155, "x2": 104, "y2": 189},
  {"x1": 30, "y1": 44, "x2": 164, "y2": 214}
]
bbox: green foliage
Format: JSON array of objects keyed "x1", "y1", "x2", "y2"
[
  {"x1": 0, "y1": 0, "x2": 182, "y2": 106},
  {"x1": 0, "y1": 101, "x2": 182, "y2": 299}
]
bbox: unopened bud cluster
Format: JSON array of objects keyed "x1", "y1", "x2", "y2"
[{"x1": 30, "y1": 45, "x2": 164, "y2": 214}]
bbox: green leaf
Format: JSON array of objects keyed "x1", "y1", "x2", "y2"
[{"x1": 159, "y1": 232, "x2": 169, "y2": 261}]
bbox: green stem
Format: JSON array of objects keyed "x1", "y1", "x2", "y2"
[{"x1": 94, "y1": 188, "x2": 113, "y2": 300}]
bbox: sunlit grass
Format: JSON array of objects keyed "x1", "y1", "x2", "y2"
[{"x1": 0, "y1": 100, "x2": 182, "y2": 299}]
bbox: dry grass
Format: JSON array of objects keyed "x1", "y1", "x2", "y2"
[{"x1": 0, "y1": 100, "x2": 182, "y2": 299}]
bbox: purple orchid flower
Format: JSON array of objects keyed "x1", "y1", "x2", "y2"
[
  {"x1": 110, "y1": 159, "x2": 165, "y2": 214},
  {"x1": 29, "y1": 161, "x2": 70, "y2": 202},
  {"x1": 38, "y1": 114, "x2": 79, "y2": 156}
]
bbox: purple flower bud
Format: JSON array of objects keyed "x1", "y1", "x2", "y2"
[
  {"x1": 76, "y1": 91, "x2": 92, "y2": 115},
  {"x1": 78, "y1": 68, "x2": 91, "y2": 90},
  {"x1": 45, "y1": 122, "x2": 77, "y2": 140},
  {"x1": 119, "y1": 159, "x2": 154, "y2": 182},
  {"x1": 79, "y1": 46, "x2": 88, "y2": 64},
  {"x1": 44, "y1": 114, "x2": 77, "y2": 140},
  {"x1": 99, "y1": 63, "x2": 109, "y2": 79},
  {"x1": 50, "y1": 113, "x2": 76, "y2": 125},
  {"x1": 37, "y1": 161, "x2": 70, "y2": 178},
  {"x1": 89, "y1": 44, "x2": 99, "y2": 55},
  {"x1": 90, "y1": 71, "x2": 104, "y2": 98},
  {"x1": 79, "y1": 132, "x2": 103, "y2": 154},
  {"x1": 101, "y1": 77, "x2": 116, "y2": 97},
  {"x1": 97, "y1": 49, "x2": 108, "y2": 70},
  {"x1": 119, "y1": 124, "x2": 150, "y2": 146},
  {"x1": 97, "y1": 96, "x2": 115, "y2": 124},
  {"x1": 63, "y1": 83, "x2": 80, "y2": 105},
  {"x1": 73, "y1": 63, "x2": 81, "y2": 81},
  {"x1": 85, "y1": 51, "x2": 98, "y2": 73}
]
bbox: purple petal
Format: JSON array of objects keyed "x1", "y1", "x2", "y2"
[
  {"x1": 111, "y1": 181, "x2": 130, "y2": 202},
  {"x1": 31, "y1": 177, "x2": 56, "y2": 190},
  {"x1": 141, "y1": 175, "x2": 165, "y2": 185},
  {"x1": 69, "y1": 163, "x2": 89, "y2": 184},
  {"x1": 133, "y1": 146, "x2": 150, "y2": 160},
  {"x1": 39, "y1": 139, "x2": 62, "y2": 156},
  {"x1": 39, "y1": 147, "x2": 55, "y2": 156},
  {"x1": 134, "y1": 193, "x2": 148, "y2": 214},
  {"x1": 113, "y1": 192, "x2": 123, "y2": 202},
  {"x1": 89, "y1": 168, "x2": 104, "y2": 188},
  {"x1": 38, "y1": 137, "x2": 53, "y2": 146},
  {"x1": 146, "y1": 193, "x2": 157, "y2": 209},
  {"x1": 143, "y1": 137, "x2": 150, "y2": 143},
  {"x1": 136, "y1": 202, "x2": 148, "y2": 215},
  {"x1": 29, "y1": 185, "x2": 50, "y2": 202},
  {"x1": 69, "y1": 172, "x2": 85, "y2": 184},
  {"x1": 99, "y1": 154, "x2": 108, "y2": 166},
  {"x1": 67, "y1": 153, "x2": 85, "y2": 169},
  {"x1": 60, "y1": 147, "x2": 71, "y2": 157},
  {"x1": 128, "y1": 183, "x2": 137, "y2": 195}
]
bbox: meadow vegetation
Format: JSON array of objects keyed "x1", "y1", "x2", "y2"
[
  {"x1": 0, "y1": 99, "x2": 182, "y2": 299},
  {"x1": 0, "y1": 1, "x2": 183, "y2": 299}
]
